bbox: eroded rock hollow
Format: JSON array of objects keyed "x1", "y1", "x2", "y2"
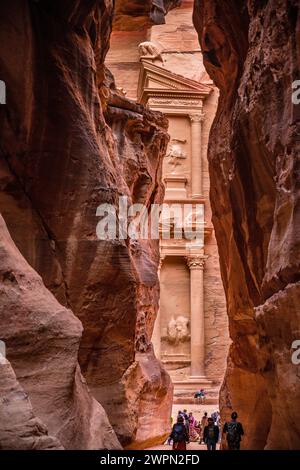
[
  {"x1": 0, "y1": 0, "x2": 180, "y2": 449},
  {"x1": 194, "y1": 0, "x2": 300, "y2": 449}
]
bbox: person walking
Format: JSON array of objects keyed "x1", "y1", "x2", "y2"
[
  {"x1": 203, "y1": 417, "x2": 219, "y2": 450},
  {"x1": 199, "y1": 411, "x2": 208, "y2": 444},
  {"x1": 188, "y1": 412, "x2": 199, "y2": 442},
  {"x1": 223, "y1": 411, "x2": 244, "y2": 450},
  {"x1": 211, "y1": 410, "x2": 218, "y2": 424},
  {"x1": 170, "y1": 415, "x2": 189, "y2": 450},
  {"x1": 182, "y1": 409, "x2": 189, "y2": 433}
]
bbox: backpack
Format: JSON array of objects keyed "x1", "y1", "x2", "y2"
[
  {"x1": 226, "y1": 422, "x2": 240, "y2": 444},
  {"x1": 208, "y1": 425, "x2": 215, "y2": 439},
  {"x1": 172, "y1": 423, "x2": 185, "y2": 442}
]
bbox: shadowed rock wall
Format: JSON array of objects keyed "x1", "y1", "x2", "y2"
[
  {"x1": 194, "y1": 0, "x2": 300, "y2": 449},
  {"x1": 0, "y1": 214, "x2": 120, "y2": 449},
  {"x1": 0, "y1": 0, "x2": 179, "y2": 448}
]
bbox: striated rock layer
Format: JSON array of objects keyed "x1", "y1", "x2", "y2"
[
  {"x1": 0, "y1": 0, "x2": 177, "y2": 448},
  {"x1": 194, "y1": 0, "x2": 300, "y2": 449}
]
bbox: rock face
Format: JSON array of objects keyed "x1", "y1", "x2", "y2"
[
  {"x1": 0, "y1": 0, "x2": 175, "y2": 448},
  {"x1": 194, "y1": 0, "x2": 300, "y2": 449},
  {"x1": 0, "y1": 215, "x2": 120, "y2": 450},
  {"x1": 0, "y1": 355, "x2": 63, "y2": 450},
  {"x1": 114, "y1": 0, "x2": 182, "y2": 30}
]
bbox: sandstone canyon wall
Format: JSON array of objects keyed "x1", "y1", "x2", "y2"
[
  {"x1": 0, "y1": 214, "x2": 120, "y2": 450},
  {"x1": 0, "y1": 354, "x2": 63, "y2": 450},
  {"x1": 194, "y1": 0, "x2": 300, "y2": 449},
  {"x1": 0, "y1": 0, "x2": 179, "y2": 449}
]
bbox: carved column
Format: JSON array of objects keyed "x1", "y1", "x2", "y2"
[
  {"x1": 189, "y1": 113, "x2": 205, "y2": 198},
  {"x1": 186, "y1": 255, "x2": 206, "y2": 377},
  {"x1": 152, "y1": 256, "x2": 164, "y2": 358}
]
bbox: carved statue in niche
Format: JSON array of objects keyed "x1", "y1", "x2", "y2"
[
  {"x1": 166, "y1": 138, "x2": 187, "y2": 173},
  {"x1": 167, "y1": 316, "x2": 189, "y2": 345}
]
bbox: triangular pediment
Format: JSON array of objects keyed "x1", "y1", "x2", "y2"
[
  {"x1": 137, "y1": 59, "x2": 213, "y2": 104},
  {"x1": 147, "y1": 77, "x2": 174, "y2": 89}
]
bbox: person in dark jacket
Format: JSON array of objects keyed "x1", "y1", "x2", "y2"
[
  {"x1": 203, "y1": 417, "x2": 219, "y2": 450},
  {"x1": 223, "y1": 412, "x2": 244, "y2": 450},
  {"x1": 170, "y1": 415, "x2": 189, "y2": 450}
]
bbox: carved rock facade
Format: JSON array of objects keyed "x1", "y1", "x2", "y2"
[{"x1": 107, "y1": 0, "x2": 230, "y2": 405}]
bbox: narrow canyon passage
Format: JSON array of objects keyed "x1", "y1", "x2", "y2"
[
  {"x1": 105, "y1": 0, "x2": 229, "y2": 446},
  {"x1": 0, "y1": 0, "x2": 300, "y2": 452}
]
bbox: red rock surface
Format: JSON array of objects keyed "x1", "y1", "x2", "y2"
[
  {"x1": 0, "y1": 215, "x2": 120, "y2": 449},
  {"x1": 194, "y1": 0, "x2": 300, "y2": 449},
  {"x1": 0, "y1": 356, "x2": 63, "y2": 450},
  {"x1": 0, "y1": 0, "x2": 178, "y2": 448},
  {"x1": 114, "y1": 0, "x2": 182, "y2": 30}
]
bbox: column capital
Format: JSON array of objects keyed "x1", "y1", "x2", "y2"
[
  {"x1": 189, "y1": 113, "x2": 205, "y2": 123},
  {"x1": 186, "y1": 255, "x2": 207, "y2": 269}
]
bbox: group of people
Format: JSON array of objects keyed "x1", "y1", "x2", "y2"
[{"x1": 169, "y1": 409, "x2": 244, "y2": 451}]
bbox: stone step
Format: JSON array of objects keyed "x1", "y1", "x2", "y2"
[
  {"x1": 173, "y1": 396, "x2": 218, "y2": 405},
  {"x1": 172, "y1": 381, "x2": 219, "y2": 405}
]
